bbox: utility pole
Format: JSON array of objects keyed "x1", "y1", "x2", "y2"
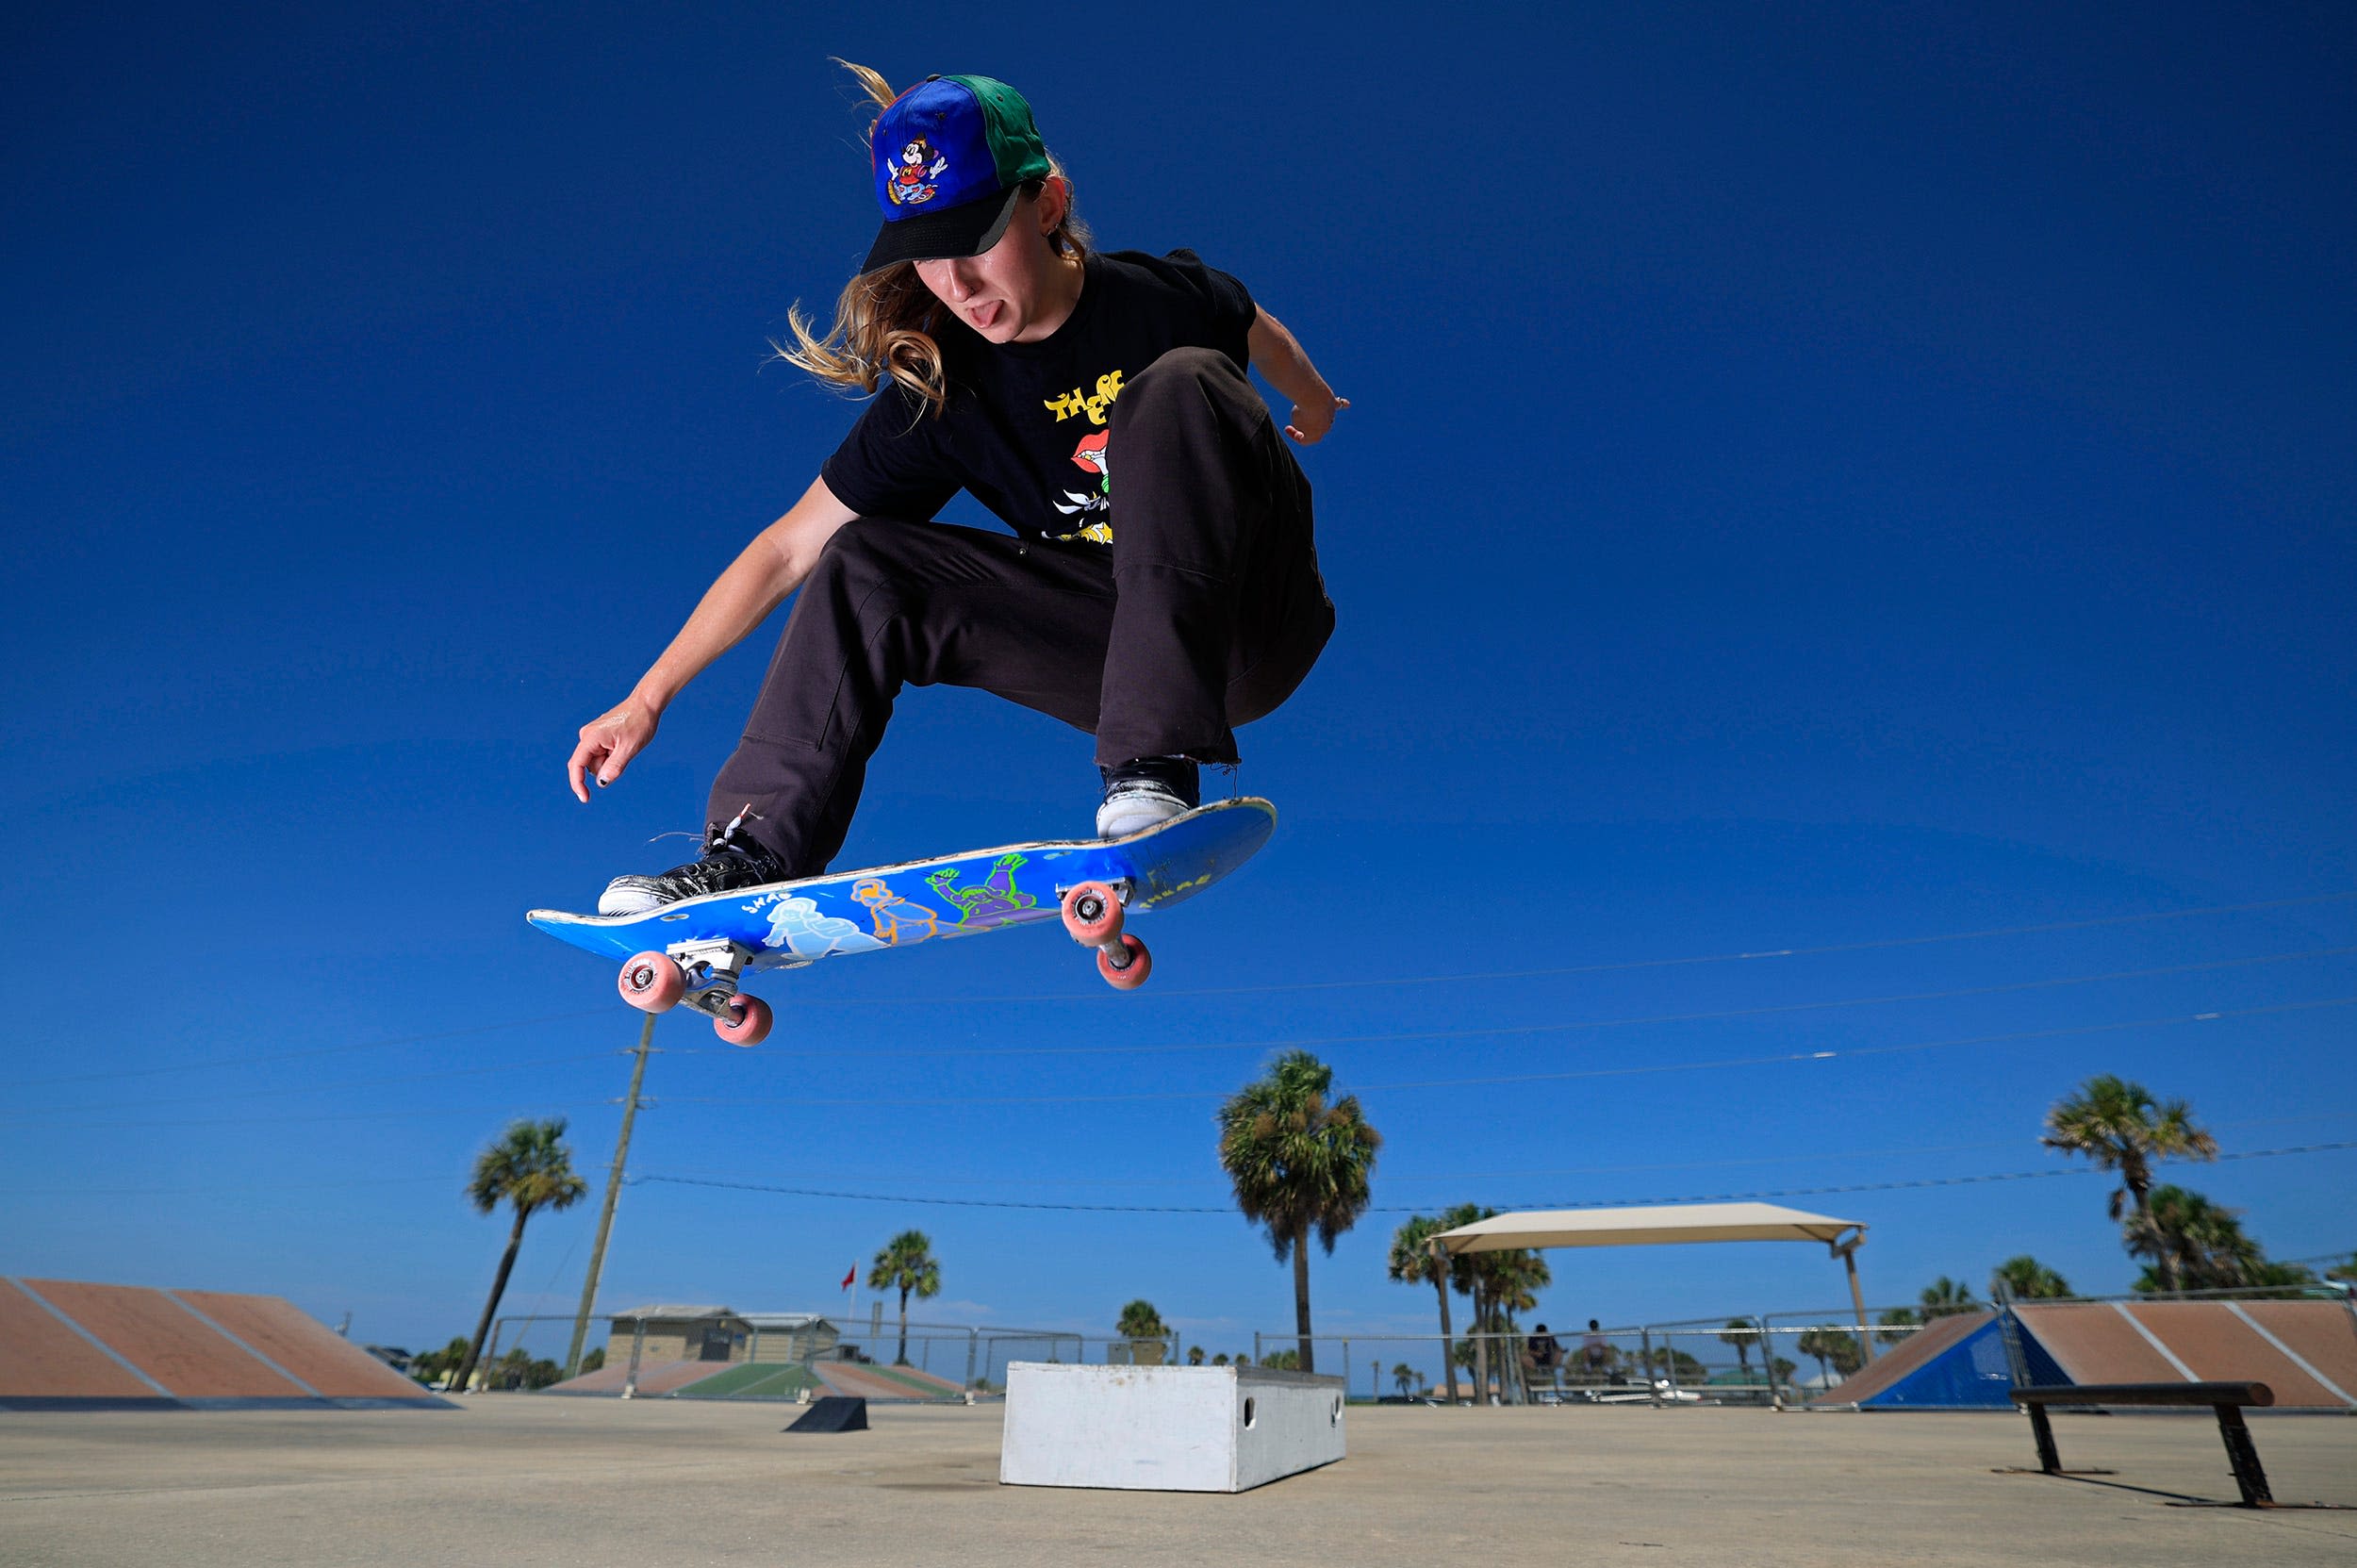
[{"x1": 564, "y1": 1012, "x2": 657, "y2": 1378}]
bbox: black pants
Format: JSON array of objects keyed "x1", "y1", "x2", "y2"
[{"x1": 708, "y1": 347, "x2": 1335, "y2": 875}]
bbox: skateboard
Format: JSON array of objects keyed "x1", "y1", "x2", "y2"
[{"x1": 526, "y1": 798, "x2": 1276, "y2": 1047}]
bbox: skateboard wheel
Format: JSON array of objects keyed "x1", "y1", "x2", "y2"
[
  {"x1": 1062, "y1": 882, "x2": 1124, "y2": 946},
  {"x1": 713, "y1": 993, "x2": 772, "y2": 1048},
  {"x1": 618, "y1": 951, "x2": 684, "y2": 1013},
  {"x1": 1096, "y1": 933, "x2": 1151, "y2": 991}
]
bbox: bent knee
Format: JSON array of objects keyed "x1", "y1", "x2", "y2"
[{"x1": 1117, "y1": 346, "x2": 1244, "y2": 409}]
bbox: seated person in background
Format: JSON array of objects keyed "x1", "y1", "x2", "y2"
[
  {"x1": 1581, "y1": 1319, "x2": 1613, "y2": 1384},
  {"x1": 1525, "y1": 1323, "x2": 1563, "y2": 1391}
]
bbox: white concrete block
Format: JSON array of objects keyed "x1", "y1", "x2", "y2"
[{"x1": 998, "y1": 1362, "x2": 1345, "y2": 1493}]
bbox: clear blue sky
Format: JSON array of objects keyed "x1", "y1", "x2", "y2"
[{"x1": 6, "y1": 2, "x2": 2352, "y2": 1362}]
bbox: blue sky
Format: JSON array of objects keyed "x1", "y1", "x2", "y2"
[{"x1": 5, "y1": 2, "x2": 2352, "y2": 1367}]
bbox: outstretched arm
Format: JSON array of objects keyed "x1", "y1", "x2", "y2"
[
  {"x1": 568, "y1": 476, "x2": 858, "y2": 802},
  {"x1": 1246, "y1": 307, "x2": 1348, "y2": 444}
]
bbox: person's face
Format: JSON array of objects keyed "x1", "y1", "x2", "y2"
[{"x1": 913, "y1": 181, "x2": 1070, "y2": 345}]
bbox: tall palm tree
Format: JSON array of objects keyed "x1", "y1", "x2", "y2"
[
  {"x1": 867, "y1": 1229, "x2": 941, "y2": 1364},
  {"x1": 1187, "y1": 1345, "x2": 1205, "y2": 1366},
  {"x1": 1435, "y1": 1202, "x2": 1495, "y2": 1402},
  {"x1": 452, "y1": 1118, "x2": 586, "y2": 1393},
  {"x1": 1387, "y1": 1214, "x2": 1461, "y2": 1404},
  {"x1": 1919, "y1": 1276, "x2": 1979, "y2": 1319},
  {"x1": 1475, "y1": 1247, "x2": 1550, "y2": 1403},
  {"x1": 2042, "y1": 1075, "x2": 2218, "y2": 1291},
  {"x1": 1393, "y1": 1362, "x2": 1415, "y2": 1397},
  {"x1": 1215, "y1": 1050, "x2": 1382, "y2": 1375},
  {"x1": 1989, "y1": 1255, "x2": 2071, "y2": 1300}
]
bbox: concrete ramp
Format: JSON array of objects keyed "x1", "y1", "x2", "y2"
[{"x1": 1, "y1": 1278, "x2": 450, "y2": 1411}]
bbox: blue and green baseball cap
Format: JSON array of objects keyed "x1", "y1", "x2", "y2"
[{"x1": 861, "y1": 74, "x2": 1053, "y2": 273}]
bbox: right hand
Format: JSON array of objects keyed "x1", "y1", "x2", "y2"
[{"x1": 569, "y1": 697, "x2": 661, "y2": 802}]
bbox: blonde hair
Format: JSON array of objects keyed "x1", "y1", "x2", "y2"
[{"x1": 775, "y1": 60, "x2": 1090, "y2": 418}]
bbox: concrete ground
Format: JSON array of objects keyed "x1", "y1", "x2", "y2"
[{"x1": 2, "y1": 1398, "x2": 2351, "y2": 1567}]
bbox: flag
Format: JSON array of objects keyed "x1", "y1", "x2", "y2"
[{"x1": 841, "y1": 1265, "x2": 856, "y2": 1291}]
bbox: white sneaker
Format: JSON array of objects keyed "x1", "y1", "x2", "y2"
[{"x1": 1096, "y1": 781, "x2": 1193, "y2": 839}]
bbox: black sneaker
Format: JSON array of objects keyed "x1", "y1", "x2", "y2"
[
  {"x1": 1096, "y1": 755, "x2": 1200, "y2": 838},
  {"x1": 599, "y1": 823, "x2": 788, "y2": 916}
]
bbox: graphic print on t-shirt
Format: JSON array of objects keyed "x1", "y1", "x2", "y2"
[
  {"x1": 1044, "y1": 369, "x2": 1125, "y2": 544},
  {"x1": 1052, "y1": 429, "x2": 1113, "y2": 543}
]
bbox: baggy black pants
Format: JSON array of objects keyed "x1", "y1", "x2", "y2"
[{"x1": 707, "y1": 347, "x2": 1336, "y2": 875}]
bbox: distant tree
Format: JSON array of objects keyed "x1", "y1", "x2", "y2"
[
  {"x1": 2327, "y1": 1254, "x2": 2357, "y2": 1287},
  {"x1": 1187, "y1": 1345, "x2": 1205, "y2": 1366},
  {"x1": 1232, "y1": 1353, "x2": 1250, "y2": 1367},
  {"x1": 1115, "y1": 1298, "x2": 1167, "y2": 1340},
  {"x1": 451, "y1": 1119, "x2": 587, "y2": 1393},
  {"x1": 1643, "y1": 1347, "x2": 1708, "y2": 1381},
  {"x1": 575, "y1": 1346, "x2": 605, "y2": 1376},
  {"x1": 491, "y1": 1347, "x2": 565, "y2": 1391},
  {"x1": 1875, "y1": 1308, "x2": 1920, "y2": 1345},
  {"x1": 1771, "y1": 1356, "x2": 1798, "y2": 1388},
  {"x1": 1796, "y1": 1329, "x2": 1862, "y2": 1386},
  {"x1": 2042, "y1": 1076, "x2": 2218, "y2": 1291},
  {"x1": 1215, "y1": 1050, "x2": 1382, "y2": 1375},
  {"x1": 1919, "y1": 1277, "x2": 1979, "y2": 1319},
  {"x1": 1990, "y1": 1255, "x2": 2071, "y2": 1300},
  {"x1": 1388, "y1": 1214, "x2": 1462, "y2": 1405},
  {"x1": 1717, "y1": 1319, "x2": 1759, "y2": 1376},
  {"x1": 1260, "y1": 1347, "x2": 1301, "y2": 1371},
  {"x1": 412, "y1": 1335, "x2": 472, "y2": 1388},
  {"x1": 1211, "y1": 1352, "x2": 1230, "y2": 1366},
  {"x1": 1393, "y1": 1362, "x2": 1416, "y2": 1397},
  {"x1": 867, "y1": 1230, "x2": 942, "y2": 1365},
  {"x1": 2125, "y1": 1186, "x2": 2312, "y2": 1293}
]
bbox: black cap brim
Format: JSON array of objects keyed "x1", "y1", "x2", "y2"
[{"x1": 860, "y1": 184, "x2": 1024, "y2": 274}]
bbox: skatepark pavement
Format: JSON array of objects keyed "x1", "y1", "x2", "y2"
[{"x1": 1, "y1": 1398, "x2": 2350, "y2": 1566}]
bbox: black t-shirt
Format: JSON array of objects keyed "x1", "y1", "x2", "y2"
[{"x1": 820, "y1": 249, "x2": 1257, "y2": 547}]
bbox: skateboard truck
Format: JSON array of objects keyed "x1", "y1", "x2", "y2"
[
  {"x1": 616, "y1": 937, "x2": 773, "y2": 1046},
  {"x1": 1058, "y1": 880, "x2": 1152, "y2": 990}
]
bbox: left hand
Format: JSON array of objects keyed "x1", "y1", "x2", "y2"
[{"x1": 1284, "y1": 394, "x2": 1349, "y2": 445}]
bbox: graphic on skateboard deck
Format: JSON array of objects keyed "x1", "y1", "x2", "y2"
[{"x1": 526, "y1": 798, "x2": 1276, "y2": 1047}]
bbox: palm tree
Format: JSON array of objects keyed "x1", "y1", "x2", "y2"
[
  {"x1": 1211, "y1": 1352, "x2": 1230, "y2": 1366},
  {"x1": 867, "y1": 1229, "x2": 941, "y2": 1364},
  {"x1": 2122, "y1": 1185, "x2": 2297, "y2": 1293},
  {"x1": 2327, "y1": 1255, "x2": 2357, "y2": 1287},
  {"x1": 1434, "y1": 1202, "x2": 1495, "y2": 1402},
  {"x1": 1187, "y1": 1345, "x2": 1205, "y2": 1366},
  {"x1": 451, "y1": 1118, "x2": 586, "y2": 1393},
  {"x1": 1475, "y1": 1247, "x2": 1550, "y2": 1403},
  {"x1": 1990, "y1": 1255, "x2": 2072, "y2": 1300},
  {"x1": 1387, "y1": 1214, "x2": 1462, "y2": 1404},
  {"x1": 1875, "y1": 1307, "x2": 1920, "y2": 1345},
  {"x1": 1919, "y1": 1277, "x2": 1979, "y2": 1319},
  {"x1": 1115, "y1": 1298, "x2": 1168, "y2": 1363},
  {"x1": 1717, "y1": 1318, "x2": 1758, "y2": 1378},
  {"x1": 1393, "y1": 1362, "x2": 1415, "y2": 1397},
  {"x1": 2042, "y1": 1075, "x2": 2218, "y2": 1291},
  {"x1": 1215, "y1": 1050, "x2": 1382, "y2": 1375}
]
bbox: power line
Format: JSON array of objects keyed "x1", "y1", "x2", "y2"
[
  {"x1": 651, "y1": 997, "x2": 2357, "y2": 1110},
  {"x1": 24, "y1": 891, "x2": 2343, "y2": 1091},
  {"x1": 631, "y1": 1140, "x2": 2357, "y2": 1216},
  {"x1": 674, "y1": 948, "x2": 2357, "y2": 1062},
  {"x1": 16, "y1": 1010, "x2": 615, "y2": 1088},
  {"x1": 677, "y1": 889, "x2": 2357, "y2": 1007},
  {"x1": 0, "y1": 1050, "x2": 624, "y2": 1123}
]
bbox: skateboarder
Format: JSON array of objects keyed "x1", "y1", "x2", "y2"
[{"x1": 569, "y1": 65, "x2": 1344, "y2": 915}]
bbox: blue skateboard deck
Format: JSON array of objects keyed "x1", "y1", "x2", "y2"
[{"x1": 527, "y1": 798, "x2": 1276, "y2": 1039}]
